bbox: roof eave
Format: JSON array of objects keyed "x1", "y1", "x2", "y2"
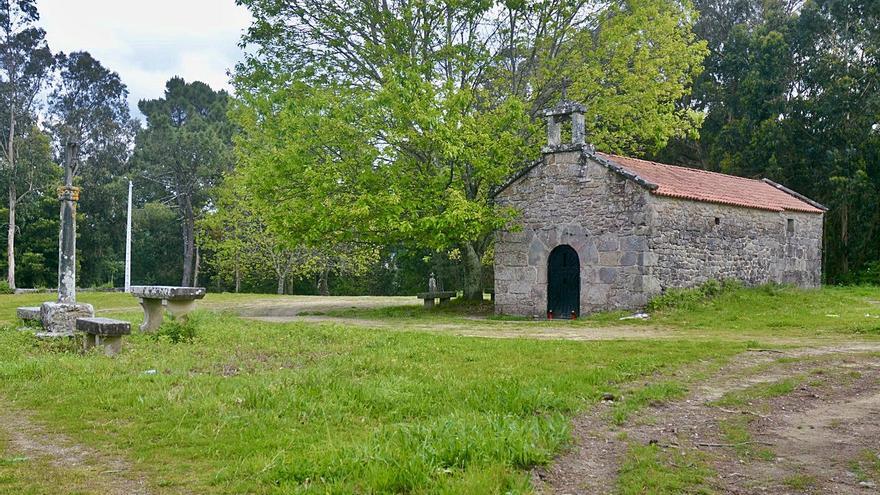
[{"x1": 762, "y1": 179, "x2": 828, "y2": 212}]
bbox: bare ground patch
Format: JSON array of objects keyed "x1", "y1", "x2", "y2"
[
  {"x1": 0, "y1": 403, "x2": 152, "y2": 495},
  {"x1": 534, "y1": 343, "x2": 880, "y2": 494}
]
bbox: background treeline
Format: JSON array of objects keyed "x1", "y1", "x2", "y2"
[{"x1": 1, "y1": 0, "x2": 877, "y2": 296}]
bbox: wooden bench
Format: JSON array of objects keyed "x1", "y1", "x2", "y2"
[
  {"x1": 416, "y1": 291, "x2": 456, "y2": 308},
  {"x1": 77, "y1": 317, "x2": 131, "y2": 356},
  {"x1": 130, "y1": 286, "x2": 206, "y2": 332}
]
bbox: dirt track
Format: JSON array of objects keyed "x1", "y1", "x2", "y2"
[{"x1": 535, "y1": 344, "x2": 880, "y2": 494}]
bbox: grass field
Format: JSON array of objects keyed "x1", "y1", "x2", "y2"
[{"x1": 0, "y1": 284, "x2": 877, "y2": 493}]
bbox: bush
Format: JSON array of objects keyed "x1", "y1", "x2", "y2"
[
  {"x1": 0, "y1": 281, "x2": 14, "y2": 295},
  {"x1": 854, "y1": 261, "x2": 880, "y2": 286},
  {"x1": 156, "y1": 316, "x2": 198, "y2": 343},
  {"x1": 647, "y1": 279, "x2": 742, "y2": 312}
]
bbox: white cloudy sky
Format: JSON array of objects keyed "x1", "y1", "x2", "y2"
[{"x1": 37, "y1": 0, "x2": 253, "y2": 118}]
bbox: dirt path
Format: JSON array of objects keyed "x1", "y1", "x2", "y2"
[
  {"x1": 535, "y1": 343, "x2": 880, "y2": 494},
  {"x1": 0, "y1": 404, "x2": 152, "y2": 495}
]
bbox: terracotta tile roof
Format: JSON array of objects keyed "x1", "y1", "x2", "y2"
[{"x1": 595, "y1": 152, "x2": 825, "y2": 214}]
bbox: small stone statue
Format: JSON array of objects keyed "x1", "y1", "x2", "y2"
[{"x1": 428, "y1": 273, "x2": 438, "y2": 293}]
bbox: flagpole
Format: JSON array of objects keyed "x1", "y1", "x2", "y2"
[{"x1": 124, "y1": 180, "x2": 132, "y2": 292}]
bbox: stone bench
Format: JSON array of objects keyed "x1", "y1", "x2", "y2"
[
  {"x1": 16, "y1": 306, "x2": 40, "y2": 322},
  {"x1": 130, "y1": 286, "x2": 206, "y2": 332},
  {"x1": 416, "y1": 291, "x2": 456, "y2": 308},
  {"x1": 76, "y1": 317, "x2": 131, "y2": 356}
]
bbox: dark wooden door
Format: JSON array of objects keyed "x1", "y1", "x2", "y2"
[{"x1": 547, "y1": 245, "x2": 580, "y2": 318}]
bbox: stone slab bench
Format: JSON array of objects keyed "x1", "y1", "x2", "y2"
[
  {"x1": 416, "y1": 291, "x2": 456, "y2": 308},
  {"x1": 16, "y1": 306, "x2": 40, "y2": 322},
  {"x1": 130, "y1": 286, "x2": 206, "y2": 333},
  {"x1": 77, "y1": 317, "x2": 131, "y2": 356}
]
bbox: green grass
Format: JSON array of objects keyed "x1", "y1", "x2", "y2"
[
  {"x1": 0, "y1": 285, "x2": 877, "y2": 493},
  {"x1": 783, "y1": 473, "x2": 819, "y2": 491},
  {"x1": 0, "y1": 305, "x2": 742, "y2": 494},
  {"x1": 616, "y1": 443, "x2": 712, "y2": 494},
  {"x1": 648, "y1": 284, "x2": 880, "y2": 337},
  {"x1": 718, "y1": 416, "x2": 775, "y2": 461},
  {"x1": 713, "y1": 377, "x2": 802, "y2": 408},
  {"x1": 320, "y1": 285, "x2": 880, "y2": 339},
  {"x1": 0, "y1": 429, "x2": 97, "y2": 495},
  {"x1": 848, "y1": 450, "x2": 880, "y2": 482}
]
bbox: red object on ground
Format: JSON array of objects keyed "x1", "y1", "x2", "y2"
[
  {"x1": 571, "y1": 311, "x2": 577, "y2": 320},
  {"x1": 547, "y1": 310, "x2": 554, "y2": 320}
]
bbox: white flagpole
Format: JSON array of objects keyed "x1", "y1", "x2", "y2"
[{"x1": 124, "y1": 180, "x2": 133, "y2": 292}]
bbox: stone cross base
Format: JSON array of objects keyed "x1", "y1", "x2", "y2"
[{"x1": 39, "y1": 302, "x2": 94, "y2": 336}]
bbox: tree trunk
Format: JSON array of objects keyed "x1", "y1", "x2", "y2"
[
  {"x1": 6, "y1": 107, "x2": 15, "y2": 290},
  {"x1": 234, "y1": 264, "x2": 241, "y2": 293},
  {"x1": 180, "y1": 194, "x2": 195, "y2": 286},
  {"x1": 840, "y1": 202, "x2": 849, "y2": 277},
  {"x1": 6, "y1": 181, "x2": 15, "y2": 290},
  {"x1": 317, "y1": 267, "x2": 330, "y2": 296},
  {"x1": 461, "y1": 242, "x2": 483, "y2": 301},
  {"x1": 276, "y1": 273, "x2": 285, "y2": 295},
  {"x1": 193, "y1": 245, "x2": 200, "y2": 287}
]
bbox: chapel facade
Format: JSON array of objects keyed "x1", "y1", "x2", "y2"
[{"x1": 493, "y1": 101, "x2": 826, "y2": 318}]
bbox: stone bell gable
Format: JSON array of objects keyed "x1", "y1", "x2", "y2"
[{"x1": 493, "y1": 100, "x2": 826, "y2": 318}]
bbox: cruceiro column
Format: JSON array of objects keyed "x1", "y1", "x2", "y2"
[
  {"x1": 39, "y1": 141, "x2": 94, "y2": 336},
  {"x1": 58, "y1": 141, "x2": 79, "y2": 304}
]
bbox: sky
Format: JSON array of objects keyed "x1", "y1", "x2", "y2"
[{"x1": 37, "y1": 0, "x2": 253, "y2": 118}]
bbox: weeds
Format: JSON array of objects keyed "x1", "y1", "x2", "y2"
[{"x1": 647, "y1": 279, "x2": 743, "y2": 312}]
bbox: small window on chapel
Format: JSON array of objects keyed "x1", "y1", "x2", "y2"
[
  {"x1": 787, "y1": 218, "x2": 795, "y2": 234},
  {"x1": 714, "y1": 217, "x2": 721, "y2": 226}
]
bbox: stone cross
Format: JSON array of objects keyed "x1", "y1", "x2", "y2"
[{"x1": 57, "y1": 141, "x2": 80, "y2": 304}]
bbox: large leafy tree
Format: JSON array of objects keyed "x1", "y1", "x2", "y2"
[
  {"x1": 0, "y1": 0, "x2": 53, "y2": 288},
  {"x1": 669, "y1": 0, "x2": 880, "y2": 282},
  {"x1": 133, "y1": 78, "x2": 233, "y2": 287},
  {"x1": 235, "y1": 0, "x2": 707, "y2": 299},
  {"x1": 200, "y1": 175, "x2": 378, "y2": 294},
  {"x1": 47, "y1": 51, "x2": 136, "y2": 286}
]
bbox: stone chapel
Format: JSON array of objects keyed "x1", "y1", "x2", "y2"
[{"x1": 493, "y1": 101, "x2": 826, "y2": 318}]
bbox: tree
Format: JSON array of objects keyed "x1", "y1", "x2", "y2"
[
  {"x1": 673, "y1": 0, "x2": 880, "y2": 282},
  {"x1": 0, "y1": 126, "x2": 58, "y2": 287},
  {"x1": 200, "y1": 175, "x2": 378, "y2": 294},
  {"x1": 133, "y1": 78, "x2": 233, "y2": 287},
  {"x1": 47, "y1": 51, "x2": 136, "y2": 287},
  {"x1": 0, "y1": 0, "x2": 53, "y2": 288},
  {"x1": 235, "y1": 0, "x2": 707, "y2": 299}
]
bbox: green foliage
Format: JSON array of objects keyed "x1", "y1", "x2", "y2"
[
  {"x1": 617, "y1": 443, "x2": 713, "y2": 494},
  {"x1": 131, "y1": 202, "x2": 184, "y2": 286},
  {"x1": 155, "y1": 315, "x2": 198, "y2": 344},
  {"x1": 647, "y1": 279, "x2": 743, "y2": 312},
  {"x1": 133, "y1": 77, "x2": 233, "y2": 286},
  {"x1": 234, "y1": 0, "x2": 707, "y2": 299},
  {"x1": 0, "y1": 281, "x2": 12, "y2": 295},
  {"x1": 660, "y1": 0, "x2": 880, "y2": 283}
]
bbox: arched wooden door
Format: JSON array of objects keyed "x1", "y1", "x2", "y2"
[{"x1": 547, "y1": 245, "x2": 580, "y2": 318}]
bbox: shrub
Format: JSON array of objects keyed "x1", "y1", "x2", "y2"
[
  {"x1": 0, "y1": 281, "x2": 14, "y2": 295},
  {"x1": 647, "y1": 279, "x2": 741, "y2": 312},
  {"x1": 156, "y1": 316, "x2": 198, "y2": 343},
  {"x1": 854, "y1": 261, "x2": 880, "y2": 286}
]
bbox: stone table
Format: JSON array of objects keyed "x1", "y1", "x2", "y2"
[{"x1": 130, "y1": 286, "x2": 206, "y2": 332}]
